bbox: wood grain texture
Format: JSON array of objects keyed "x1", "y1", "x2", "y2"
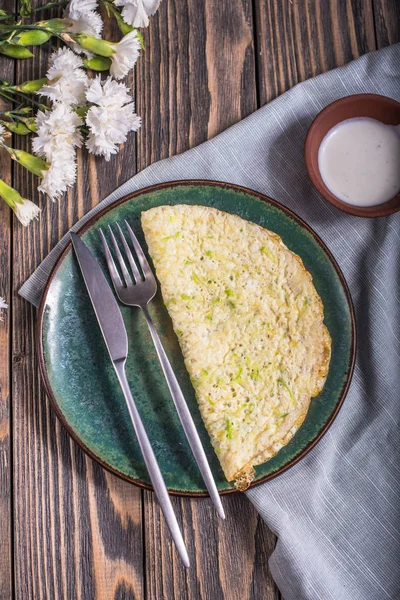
[
  {"x1": 136, "y1": 0, "x2": 257, "y2": 169},
  {"x1": 11, "y1": 6, "x2": 143, "y2": 600},
  {"x1": 137, "y1": 2, "x2": 280, "y2": 598},
  {"x1": 373, "y1": 0, "x2": 400, "y2": 47},
  {"x1": 144, "y1": 493, "x2": 279, "y2": 600},
  {"x1": 254, "y1": 0, "x2": 377, "y2": 105},
  {"x1": 4, "y1": 0, "x2": 399, "y2": 599},
  {"x1": 0, "y1": 1, "x2": 15, "y2": 595}
]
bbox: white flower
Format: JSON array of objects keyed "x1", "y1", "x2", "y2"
[
  {"x1": 64, "y1": 0, "x2": 103, "y2": 36},
  {"x1": 38, "y1": 157, "x2": 78, "y2": 202},
  {"x1": 39, "y1": 48, "x2": 88, "y2": 106},
  {"x1": 86, "y1": 75, "x2": 133, "y2": 106},
  {"x1": 0, "y1": 124, "x2": 11, "y2": 144},
  {"x1": 14, "y1": 199, "x2": 41, "y2": 227},
  {"x1": 115, "y1": 0, "x2": 161, "y2": 28},
  {"x1": 33, "y1": 104, "x2": 83, "y2": 161},
  {"x1": 110, "y1": 30, "x2": 141, "y2": 79},
  {"x1": 0, "y1": 295, "x2": 7, "y2": 321},
  {"x1": 33, "y1": 104, "x2": 83, "y2": 201},
  {"x1": 85, "y1": 76, "x2": 141, "y2": 160},
  {"x1": 0, "y1": 296, "x2": 7, "y2": 321}
]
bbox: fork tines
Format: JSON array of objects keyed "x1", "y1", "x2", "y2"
[{"x1": 100, "y1": 220, "x2": 151, "y2": 288}]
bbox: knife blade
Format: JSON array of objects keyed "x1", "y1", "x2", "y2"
[
  {"x1": 70, "y1": 232, "x2": 190, "y2": 568},
  {"x1": 70, "y1": 232, "x2": 127, "y2": 363}
]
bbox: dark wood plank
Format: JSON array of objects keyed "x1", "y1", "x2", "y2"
[
  {"x1": 0, "y1": 178, "x2": 12, "y2": 600},
  {"x1": 136, "y1": 0, "x2": 257, "y2": 169},
  {"x1": 0, "y1": 1, "x2": 15, "y2": 595},
  {"x1": 11, "y1": 6, "x2": 143, "y2": 600},
  {"x1": 137, "y1": 1, "x2": 279, "y2": 598},
  {"x1": 373, "y1": 0, "x2": 400, "y2": 47},
  {"x1": 254, "y1": 0, "x2": 376, "y2": 105},
  {"x1": 144, "y1": 494, "x2": 279, "y2": 600}
]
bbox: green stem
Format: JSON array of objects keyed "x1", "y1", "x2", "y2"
[
  {"x1": 0, "y1": 89, "x2": 18, "y2": 104},
  {"x1": 32, "y1": 1, "x2": 68, "y2": 12},
  {"x1": 0, "y1": 87, "x2": 45, "y2": 109},
  {"x1": 0, "y1": 24, "x2": 55, "y2": 32}
]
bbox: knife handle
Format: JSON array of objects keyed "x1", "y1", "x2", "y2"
[
  {"x1": 141, "y1": 305, "x2": 225, "y2": 520},
  {"x1": 113, "y1": 359, "x2": 190, "y2": 568}
]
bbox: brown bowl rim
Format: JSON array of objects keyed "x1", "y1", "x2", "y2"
[
  {"x1": 37, "y1": 179, "x2": 357, "y2": 497},
  {"x1": 304, "y1": 93, "x2": 400, "y2": 217}
]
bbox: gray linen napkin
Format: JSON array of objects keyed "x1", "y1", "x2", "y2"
[{"x1": 20, "y1": 45, "x2": 400, "y2": 600}]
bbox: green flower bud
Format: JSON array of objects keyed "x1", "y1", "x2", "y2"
[
  {"x1": 75, "y1": 106, "x2": 89, "y2": 120},
  {"x1": 5, "y1": 107, "x2": 32, "y2": 116},
  {"x1": 71, "y1": 33, "x2": 114, "y2": 57},
  {"x1": 0, "y1": 179, "x2": 40, "y2": 226},
  {"x1": 9, "y1": 149, "x2": 48, "y2": 176},
  {"x1": 113, "y1": 10, "x2": 134, "y2": 36},
  {"x1": 19, "y1": 0, "x2": 32, "y2": 18},
  {"x1": 0, "y1": 45, "x2": 34, "y2": 59},
  {"x1": 15, "y1": 30, "x2": 52, "y2": 46},
  {"x1": 16, "y1": 77, "x2": 47, "y2": 93},
  {"x1": 82, "y1": 55, "x2": 112, "y2": 72},
  {"x1": 136, "y1": 30, "x2": 145, "y2": 50},
  {"x1": 36, "y1": 18, "x2": 68, "y2": 33},
  {"x1": 21, "y1": 117, "x2": 37, "y2": 132},
  {"x1": 2, "y1": 122, "x2": 31, "y2": 135},
  {"x1": 0, "y1": 179, "x2": 21, "y2": 206}
]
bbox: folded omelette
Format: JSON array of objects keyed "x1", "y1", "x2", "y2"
[{"x1": 141, "y1": 205, "x2": 331, "y2": 490}]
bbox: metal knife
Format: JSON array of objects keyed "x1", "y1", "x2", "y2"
[{"x1": 70, "y1": 232, "x2": 190, "y2": 568}]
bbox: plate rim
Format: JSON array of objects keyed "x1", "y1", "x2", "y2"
[{"x1": 37, "y1": 179, "x2": 357, "y2": 496}]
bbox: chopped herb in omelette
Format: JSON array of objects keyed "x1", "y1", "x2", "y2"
[{"x1": 142, "y1": 205, "x2": 331, "y2": 490}]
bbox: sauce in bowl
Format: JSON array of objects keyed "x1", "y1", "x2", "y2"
[{"x1": 318, "y1": 117, "x2": 400, "y2": 207}]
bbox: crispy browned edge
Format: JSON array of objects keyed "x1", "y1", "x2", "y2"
[{"x1": 36, "y1": 180, "x2": 357, "y2": 497}]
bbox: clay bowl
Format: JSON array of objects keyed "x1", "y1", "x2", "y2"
[{"x1": 304, "y1": 94, "x2": 400, "y2": 217}]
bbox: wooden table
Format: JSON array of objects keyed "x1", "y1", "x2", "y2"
[{"x1": 0, "y1": 1, "x2": 399, "y2": 598}]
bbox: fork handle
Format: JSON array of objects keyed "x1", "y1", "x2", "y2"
[
  {"x1": 113, "y1": 359, "x2": 190, "y2": 568},
  {"x1": 141, "y1": 306, "x2": 225, "y2": 520}
]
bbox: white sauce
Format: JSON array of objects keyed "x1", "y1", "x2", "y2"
[{"x1": 318, "y1": 117, "x2": 400, "y2": 207}]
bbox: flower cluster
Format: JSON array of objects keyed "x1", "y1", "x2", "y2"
[
  {"x1": 40, "y1": 47, "x2": 88, "y2": 106},
  {"x1": 33, "y1": 102, "x2": 83, "y2": 201},
  {"x1": 86, "y1": 76, "x2": 141, "y2": 160},
  {"x1": 30, "y1": 48, "x2": 140, "y2": 200},
  {"x1": 0, "y1": 0, "x2": 162, "y2": 226}
]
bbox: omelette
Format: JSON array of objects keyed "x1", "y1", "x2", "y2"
[{"x1": 141, "y1": 205, "x2": 331, "y2": 490}]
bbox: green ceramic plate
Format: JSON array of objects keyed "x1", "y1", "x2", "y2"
[{"x1": 38, "y1": 181, "x2": 356, "y2": 495}]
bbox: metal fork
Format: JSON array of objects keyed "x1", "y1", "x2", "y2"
[{"x1": 100, "y1": 220, "x2": 225, "y2": 520}]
